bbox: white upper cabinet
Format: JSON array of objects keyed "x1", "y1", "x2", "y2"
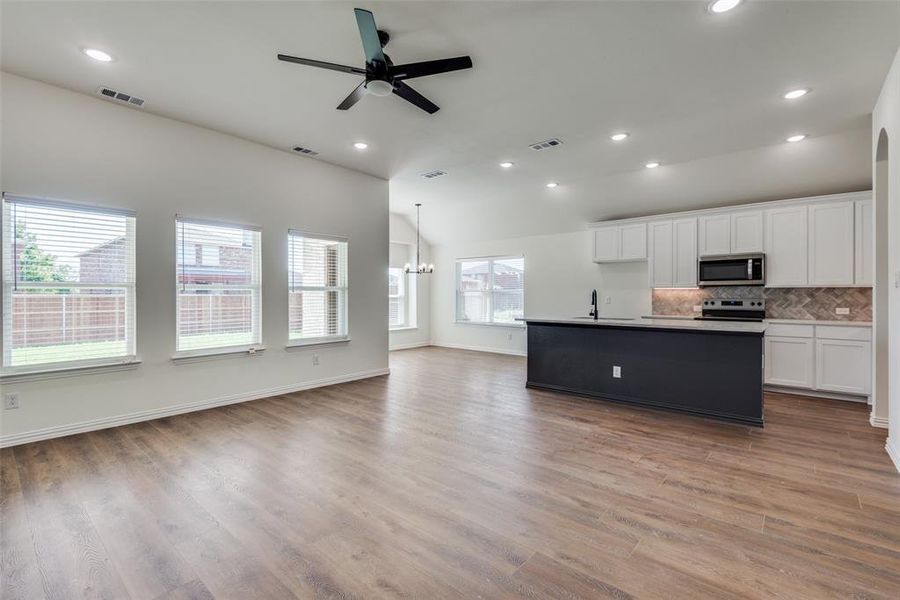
[
  {"x1": 765, "y1": 205, "x2": 808, "y2": 287},
  {"x1": 698, "y1": 214, "x2": 731, "y2": 257},
  {"x1": 619, "y1": 224, "x2": 647, "y2": 261},
  {"x1": 730, "y1": 211, "x2": 764, "y2": 253},
  {"x1": 648, "y1": 221, "x2": 674, "y2": 287},
  {"x1": 673, "y1": 218, "x2": 698, "y2": 287},
  {"x1": 854, "y1": 199, "x2": 874, "y2": 286},
  {"x1": 808, "y1": 201, "x2": 854, "y2": 286},
  {"x1": 648, "y1": 218, "x2": 697, "y2": 288},
  {"x1": 593, "y1": 226, "x2": 620, "y2": 262},
  {"x1": 593, "y1": 223, "x2": 646, "y2": 263}
]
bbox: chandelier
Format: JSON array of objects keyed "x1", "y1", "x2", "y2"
[{"x1": 404, "y1": 203, "x2": 434, "y2": 274}]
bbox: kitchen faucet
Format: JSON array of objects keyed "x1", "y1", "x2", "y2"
[{"x1": 590, "y1": 289, "x2": 598, "y2": 320}]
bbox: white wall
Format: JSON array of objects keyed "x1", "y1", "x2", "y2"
[
  {"x1": 0, "y1": 73, "x2": 389, "y2": 445},
  {"x1": 388, "y1": 212, "x2": 431, "y2": 350},
  {"x1": 430, "y1": 230, "x2": 651, "y2": 355},
  {"x1": 871, "y1": 47, "x2": 900, "y2": 471}
]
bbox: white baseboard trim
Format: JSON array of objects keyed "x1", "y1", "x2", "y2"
[
  {"x1": 869, "y1": 414, "x2": 890, "y2": 429},
  {"x1": 886, "y1": 437, "x2": 900, "y2": 474},
  {"x1": 0, "y1": 367, "x2": 390, "y2": 449},
  {"x1": 389, "y1": 341, "x2": 432, "y2": 351},
  {"x1": 764, "y1": 385, "x2": 868, "y2": 403},
  {"x1": 431, "y1": 341, "x2": 527, "y2": 357}
]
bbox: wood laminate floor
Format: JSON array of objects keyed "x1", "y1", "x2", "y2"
[{"x1": 2, "y1": 347, "x2": 899, "y2": 599}]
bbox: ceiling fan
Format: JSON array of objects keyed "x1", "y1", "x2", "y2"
[{"x1": 277, "y1": 8, "x2": 472, "y2": 114}]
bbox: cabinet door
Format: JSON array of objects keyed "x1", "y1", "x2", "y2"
[
  {"x1": 593, "y1": 227, "x2": 620, "y2": 262},
  {"x1": 619, "y1": 223, "x2": 647, "y2": 261},
  {"x1": 809, "y1": 201, "x2": 854, "y2": 286},
  {"x1": 765, "y1": 206, "x2": 808, "y2": 287},
  {"x1": 673, "y1": 218, "x2": 698, "y2": 287},
  {"x1": 648, "y1": 221, "x2": 674, "y2": 288},
  {"x1": 855, "y1": 199, "x2": 874, "y2": 286},
  {"x1": 815, "y1": 339, "x2": 871, "y2": 395},
  {"x1": 698, "y1": 214, "x2": 731, "y2": 257},
  {"x1": 765, "y1": 336, "x2": 814, "y2": 388},
  {"x1": 731, "y1": 211, "x2": 764, "y2": 253}
]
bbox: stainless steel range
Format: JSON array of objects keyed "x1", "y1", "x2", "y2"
[{"x1": 695, "y1": 298, "x2": 766, "y2": 322}]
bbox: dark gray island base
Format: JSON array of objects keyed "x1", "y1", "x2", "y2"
[{"x1": 524, "y1": 318, "x2": 765, "y2": 426}]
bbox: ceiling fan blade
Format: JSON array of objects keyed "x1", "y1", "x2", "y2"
[
  {"x1": 277, "y1": 54, "x2": 365, "y2": 75},
  {"x1": 354, "y1": 8, "x2": 385, "y2": 65},
  {"x1": 390, "y1": 56, "x2": 473, "y2": 80},
  {"x1": 337, "y1": 81, "x2": 367, "y2": 110},
  {"x1": 393, "y1": 81, "x2": 439, "y2": 114}
]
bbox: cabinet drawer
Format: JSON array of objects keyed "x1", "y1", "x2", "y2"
[
  {"x1": 815, "y1": 325, "x2": 871, "y2": 341},
  {"x1": 765, "y1": 323, "x2": 814, "y2": 338}
]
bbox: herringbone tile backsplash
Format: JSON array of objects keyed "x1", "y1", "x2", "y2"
[{"x1": 652, "y1": 287, "x2": 872, "y2": 321}]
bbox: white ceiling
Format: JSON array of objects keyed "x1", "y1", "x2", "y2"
[{"x1": 2, "y1": 1, "x2": 899, "y2": 245}]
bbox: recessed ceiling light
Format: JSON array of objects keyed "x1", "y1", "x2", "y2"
[
  {"x1": 645, "y1": 162, "x2": 660, "y2": 169},
  {"x1": 708, "y1": 0, "x2": 742, "y2": 14},
  {"x1": 353, "y1": 141, "x2": 368, "y2": 150},
  {"x1": 783, "y1": 88, "x2": 810, "y2": 100},
  {"x1": 546, "y1": 182, "x2": 559, "y2": 189},
  {"x1": 499, "y1": 161, "x2": 514, "y2": 168},
  {"x1": 610, "y1": 132, "x2": 629, "y2": 142},
  {"x1": 786, "y1": 134, "x2": 807, "y2": 143},
  {"x1": 82, "y1": 48, "x2": 114, "y2": 62}
]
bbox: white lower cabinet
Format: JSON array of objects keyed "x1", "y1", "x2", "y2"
[
  {"x1": 764, "y1": 323, "x2": 871, "y2": 397},
  {"x1": 765, "y1": 337, "x2": 815, "y2": 388}
]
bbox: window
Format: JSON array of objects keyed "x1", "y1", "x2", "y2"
[
  {"x1": 456, "y1": 256, "x2": 524, "y2": 325},
  {"x1": 388, "y1": 241, "x2": 415, "y2": 330},
  {"x1": 388, "y1": 267, "x2": 406, "y2": 328},
  {"x1": 288, "y1": 231, "x2": 348, "y2": 343},
  {"x1": 175, "y1": 217, "x2": 261, "y2": 354},
  {"x1": 2, "y1": 195, "x2": 136, "y2": 374}
]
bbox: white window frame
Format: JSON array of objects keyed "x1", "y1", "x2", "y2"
[
  {"x1": 455, "y1": 255, "x2": 525, "y2": 328},
  {"x1": 287, "y1": 230, "x2": 350, "y2": 347},
  {"x1": 388, "y1": 266, "x2": 408, "y2": 330},
  {"x1": 174, "y1": 215, "x2": 262, "y2": 359},
  {"x1": 1, "y1": 194, "x2": 138, "y2": 377}
]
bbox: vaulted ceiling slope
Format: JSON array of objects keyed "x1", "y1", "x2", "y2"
[{"x1": 2, "y1": 1, "x2": 899, "y2": 245}]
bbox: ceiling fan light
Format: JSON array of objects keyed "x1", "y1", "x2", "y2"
[{"x1": 365, "y1": 79, "x2": 393, "y2": 97}]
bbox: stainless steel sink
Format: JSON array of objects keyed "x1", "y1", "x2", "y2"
[{"x1": 572, "y1": 316, "x2": 635, "y2": 321}]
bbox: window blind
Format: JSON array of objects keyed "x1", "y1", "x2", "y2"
[
  {"x1": 289, "y1": 232, "x2": 348, "y2": 341},
  {"x1": 456, "y1": 256, "x2": 524, "y2": 324},
  {"x1": 388, "y1": 266, "x2": 406, "y2": 328},
  {"x1": 175, "y1": 217, "x2": 261, "y2": 353},
  {"x1": 2, "y1": 195, "x2": 136, "y2": 372}
]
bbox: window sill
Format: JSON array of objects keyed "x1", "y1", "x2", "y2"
[
  {"x1": 172, "y1": 345, "x2": 266, "y2": 363},
  {"x1": 0, "y1": 358, "x2": 142, "y2": 383},
  {"x1": 389, "y1": 326, "x2": 418, "y2": 332},
  {"x1": 454, "y1": 321, "x2": 526, "y2": 329},
  {"x1": 286, "y1": 336, "x2": 351, "y2": 348}
]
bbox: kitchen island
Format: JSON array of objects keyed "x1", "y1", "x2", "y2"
[{"x1": 523, "y1": 317, "x2": 766, "y2": 426}]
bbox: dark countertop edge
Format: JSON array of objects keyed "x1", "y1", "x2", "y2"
[{"x1": 522, "y1": 318, "x2": 765, "y2": 336}]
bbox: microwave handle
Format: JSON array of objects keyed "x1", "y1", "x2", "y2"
[{"x1": 747, "y1": 259, "x2": 753, "y2": 279}]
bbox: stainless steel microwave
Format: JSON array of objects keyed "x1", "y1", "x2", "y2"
[{"x1": 698, "y1": 253, "x2": 765, "y2": 286}]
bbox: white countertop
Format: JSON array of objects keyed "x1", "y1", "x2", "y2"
[
  {"x1": 650, "y1": 315, "x2": 872, "y2": 327},
  {"x1": 521, "y1": 316, "x2": 766, "y2": 334}
]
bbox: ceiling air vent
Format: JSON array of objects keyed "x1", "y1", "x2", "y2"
[
  {"x1": 420, "y1": 170, "x2": 447, "y2": 179},
  {"x1": 97, "y1": 87, "x2": 145, "y2": 107},
  {"x1": 529, "y1": 138, "x2": 563, "y2": 151},
  {"x1": 291, "y1": 145, "x2": 319, "y2": 156}
]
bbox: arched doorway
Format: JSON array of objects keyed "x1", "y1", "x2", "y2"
[{"x1": 872, "y1": 129, "x2": 890, "y2": 427}]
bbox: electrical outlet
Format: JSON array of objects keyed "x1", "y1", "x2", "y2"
[
  {"x1": 604, "y1": 296, "x2": 612, "y2": 305},
  {"x1": 835, "y1": 307, "x2": 850, "y2": 315},
  {"x1": 312, "y1": 354, "x2": 320, "y2": 366},
  {"x1": 693, "y1": 305, "x2": 702, "y2": 313},
  {"x1": 612, "y1": 366, "x2": 622, "y2": 379},
  {"x1": 4, "y1": 393, "x2": 20, "y2": 410}
]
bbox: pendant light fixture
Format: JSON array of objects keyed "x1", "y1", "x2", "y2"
[{"x1": 404, "y1": 203, "x2": 434, "y2": 274}]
